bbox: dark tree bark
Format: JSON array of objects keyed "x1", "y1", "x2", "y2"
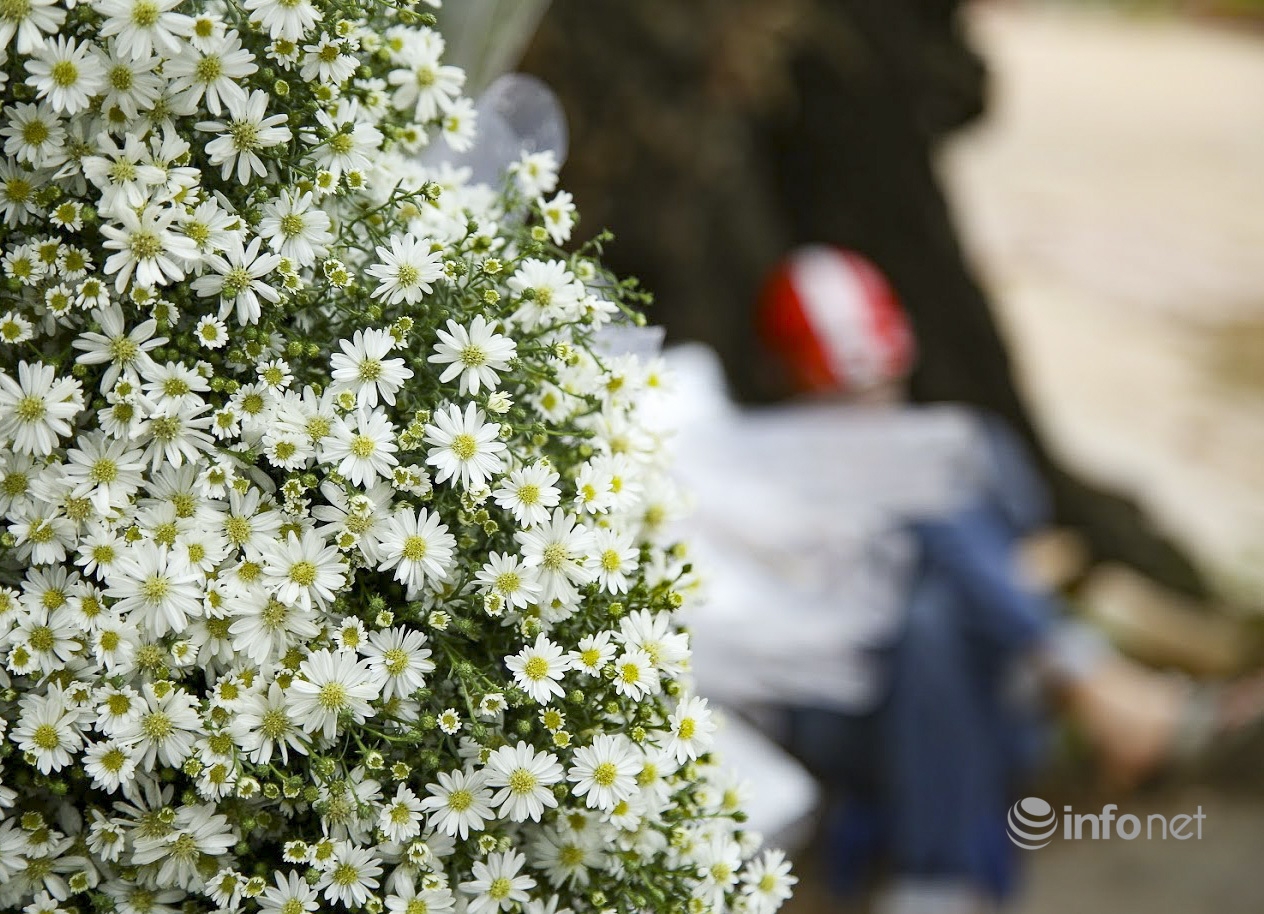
[{"x1": 522, "y1": 0, "x2": 1207, "y2": 596}]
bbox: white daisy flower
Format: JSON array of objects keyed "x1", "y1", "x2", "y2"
[
  {"x1": 165, "y1": 29, "x2": 256, "y2": 116},
  {"x1": 378, "y1": 783, "x2": 425, "y2": 843},
  {"x1": 507, "y1": 258, "x2": 586, "y2": 330},
  {"x1": 312, "y1": 479, "x2": 392, "y2": 561},
  {"x1": 459, "y1": 849, "x2": 536, "y2": 914},
  {"x1": 741, "y1": 849, "x2": 797, "y2": 914},
  {"x1": 386, "y1": 879, "x2": 456, "y2": 914},
  {"x1": 428, "y1": 315, "x2": 516, "y2": 396},
  {"x1": 81, "y1": 133, "x2": 165, "y2": 215},
  {"x1": 483, "y1": 740, "x2": 564, "y2": 823},
  {"x1": 567, "y1": 733, "x2": 640, "y2": 812},
  {"x1": 100, "y1": 204, "x2": 200, "y2": 292},
  {"x1": 257, "y1": 188, "x2": 333, "y2": 266},
  {"x1": 611, "y1": 648, "x2": 660, "y2": 701},
  {"x1": 197, "y1": 89, "x2": 292, "y2": 184},
  {"x1": 509, "y1": 149, "x2": 559, "y2": 198},
  {"x1": 618, "y1": 608, "x2": 691, "y2": 676},
  {"x1": 244, "y1": 0, "x2": 322, "y2": 42},
  {"x1": 228, "y1": 589, "x2": 320, "y2": 668},
  {"x1": 537, "y1": 190, "x2": 576, "y2": 245},
  {"x1": 352, "y1": 514, "x2": 438, "y2": 599},
  {"x1": 83, "y1": 738, "x2": 139, "y2": 793},
  {"x1": 330, "y1": 327, "x2": 413, "y2": 408},
  {"x1": 361, "y1": 625, "x2": 435, "y2": 700},
  {"x1": 478, "y1": 692, "x2": 507, "y2": 719},
  {"x1": 440, "y1": 95, "x2": 477, "y2": 152},
  {"x1": 0, "y1": 310, "x2": 33, "y2": 343},
  {"x1": 1, "y1": 240, "x2": 47, "y2": 284},
  {"x1": 262, "y1": 428, "x2": 311, "y2": 470},
  {"x1": 9, "y1": 503, "x2": 76, "y2": 566},
  {"x1": 24, "y1": 36, "x2": 106, "y2": 115},
  {"x1": 136, "y1": 400, "x2": 217, "y2": 471},
  {"x1": 76, "y1": 276, "x2": 111, "y2": 310},
  {"x1": 0, "y1": 0, "x2": 64, "y2": 55},
  {"x1": 259, "y1": 871, "x2": 320, "y2": 914},
  {"x1": 365, "y1": 232, "x2": 443, "y2": 305},
  {"x1": 192, "y1": 233, "x2": 283, "y2": 326},
  {"x1": 532, "y1": 827, "x2": 604, "y2": 890},
  {"x1": 300, "y1": 33, "x2": 356, "y2": 85},
  {"x1": 218, "y1": 487, "x2": 284, "y2": 557},
  {"x1": 420, "y1": 767, "x2": 494, "y2": 839},
  {"x1": 90, "y1": 613, "x2": 140, "y2": 674},
  {"x1": 289, "y1": 648, "x2": 380, "y2": 740},
  {"x1": 0, "y1": 160, "x2": 41, "y2": 229},
  {"x1": 132, "y1": 802, "x2": 236, "y2": 891},
  {"x1": 194, "y1": 315, "x2": 228, "y2": 349},
  {"x1": 474, "y1": 551, "x2": 542, "y2": 611},
  {"x1": 514, "y1": 508, "x2": 595, "y2": 606},
  {"x1": 302, "y1": 98, "x2": 382, "y2": 179},
  {"x1": 12, "y1": 687, "x2": 82, "y2": 774},
  {"x1": 332, "y1": 616, "x2": 366, "y2": 653},
  {"x1": 103, "y1": 543, "x2": 203, "y2": 637},
  {"x1": 141, "y1": 359, "x2": 210, "y2": 408},
  {"x1": 0, "y1": 102, "x2": 66, "y2": 169},
  {"x1": 423, "y1": 401, "x2": 506, "y2": 491},
  {"x1": 260, "y1": 527, "x2": 346, "y2": 611},
  {"x1": 505, "y1": 633, "x2": 570, "y2": 705},
  {"x1": 111, "y1": 682, "x2": 201, "y2": 768},
  {"x1": 0, "y1": 360, "x2": 83, "y2": 456},
  {"x1": 571, "y1": 460, "x2": 613, "y2": 516},
  {"x1": 94, "y1": 0, "x2": 193, "y2": 61},
  {"x1": 493, "y1": 462, "x2": 561, "y2": 528},
  {"x1": 387, "y1": 31, "x2": 463, "y2": 122},
  {"x1": 179, "y1": 196, "x2": 237, "y2": 254},
  {"x1": 437, "y1": 707, "x2": 462, "y2": 734},
  {"x1": 227, "y1": 682, "x2": 308, "y2": 768},
  {"x1": 590, "y1": 528, "x2": 638, "y2": 595},
  {"x1": 664, "y1": 695, "x2": 716, "y2": 764},
  {"x1": 322, "y1": 409, "x2": 399, "y2": 487},
  {"x1": 94, "y1": 45, "x2": 163, "y2": 119},
  {"x1": 568, "y1": 630, "x2": 616, "y2": 678},
  {"x1": 61, "y1": 431, "x2": 146, "y2": 515},
  {"x1": 315, "y1": 841, "x2": 381, "y2": 908}
]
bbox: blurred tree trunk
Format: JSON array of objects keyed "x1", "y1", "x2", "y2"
[{"x1": 522, "y1": 0, "x2": 1207, "y2": 597}]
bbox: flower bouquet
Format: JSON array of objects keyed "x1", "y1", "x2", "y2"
[{"x1": 0, "y1": 1, "x2": 796, "y2": 914}]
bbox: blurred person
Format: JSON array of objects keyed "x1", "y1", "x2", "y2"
[
  {"x1": 672, "y1": 246, "x2": 1261, "y2": 914},
  {"x1": 524, "y1": 0, "x2": 1207, "y2": 599}
]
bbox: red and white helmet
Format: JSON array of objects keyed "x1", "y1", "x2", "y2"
[{"x1": 757, "y1": 245, "x2": 917, "y2": 395}]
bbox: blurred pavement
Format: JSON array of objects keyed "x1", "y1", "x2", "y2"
[{"x1": 939, "y1": 1, "x2": 1264, "y2": 604}]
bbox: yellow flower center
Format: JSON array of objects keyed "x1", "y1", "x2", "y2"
[
  {"x1": 523, "y1": 656, "x2": 549, "y2": 681},
  {"x1": 592, "y1": 761, "x2": 618, "y2": 787},
  {"x1": 50, "y1": 60, "x2": 78, "y2": 87},
  {"x1": 288, "y1": 560, "x2": 317, "y2": 586},
  {"x1": 507, "y1": 768, "x2": 537, "y2": 795},
  {"x1": 129, "y1": 230, "x2": 162, "y2": 261},
  {"x1": 383, "y1": 646, "x2": 409, "y2": 676},
  {"x1": 15, "y1": 394, "x2": 45, "y2": 423},
  {"x1": 141, "y1": 711, "x2": 173, "y2": 741},
  {"x1": 32, "y1": 723, "x2": 61, "y2": 751},
  {"x1": 131, "y1": 0, "x2": 159, "y2": 26},
  {"x1": 317, "y1": 681, "x2": 347, "y2": 711},
  {"x1": 401, "y1": 535, "x2": 427, "y2": 562}
]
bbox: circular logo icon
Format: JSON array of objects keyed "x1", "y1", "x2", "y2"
[{"x1": 1007, "y1": 796, "x2": 1058, "y2": 849}]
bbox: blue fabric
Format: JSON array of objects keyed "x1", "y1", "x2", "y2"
[{"x1": 785, "y1": 414, "x2": 1058, "y2": 899}]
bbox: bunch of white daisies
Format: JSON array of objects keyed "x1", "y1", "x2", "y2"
[{"x1": 0, "y1": 0, "x2": 796, "y2": 913}]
